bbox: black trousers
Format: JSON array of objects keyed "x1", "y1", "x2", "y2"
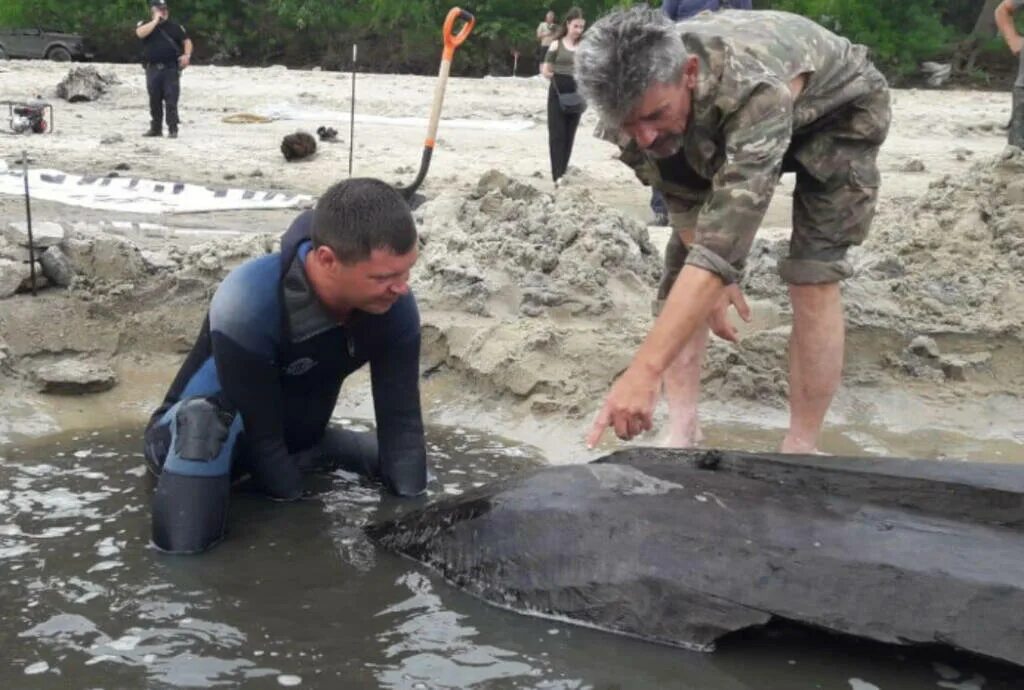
[
  {"x1": 146, "y1": 64, "x2": 181, "y2": 132},
  {"x1": 547, "y1": 76, "x2": 581, "y2": 182}
]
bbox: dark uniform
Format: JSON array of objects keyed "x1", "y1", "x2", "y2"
[
  {"x1": 143, "y1": 210, "x2": 428, "y2": 553},
  {"x1": 138, "y1": 15, "x2": 187, "y2": 136}
]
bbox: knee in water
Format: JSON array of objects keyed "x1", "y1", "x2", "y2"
[{"x1": 174, "y1": 397, "x2": 233, "y2": 462}]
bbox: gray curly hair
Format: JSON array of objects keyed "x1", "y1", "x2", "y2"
[{"x1": 574, "y1": 6, "x2": 688, "y2": 130}]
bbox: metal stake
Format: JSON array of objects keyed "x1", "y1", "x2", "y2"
[
  {"x1": 21, "y1": 150, "x2": 37, "y2": 297},
  {"x1": 349, "y1": 44, "x2": 357, "y2": 177}
]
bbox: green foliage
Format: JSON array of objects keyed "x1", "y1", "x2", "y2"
[
  {"x1": 0, "y1": 0, "x2": 1012, "y2": 79},
  {"x1": 757, "y1": 0, "x2": 954, "y2": 73}
]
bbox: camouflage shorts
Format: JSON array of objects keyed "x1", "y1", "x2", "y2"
[{"x1": 645, "y1": 85, "x2": 891, "y2": 295}]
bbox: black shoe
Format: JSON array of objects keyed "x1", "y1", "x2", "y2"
[
  {"x1": 168, "y1": 130, "x2": 178, "y2": 139},
  {"x1": 142, "y1": 129, "x2": 162, "y2": 137}
]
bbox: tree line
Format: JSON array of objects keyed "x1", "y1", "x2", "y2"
[{"x1": 0, "y1": 0, "x2": 1018, "y2": 84}]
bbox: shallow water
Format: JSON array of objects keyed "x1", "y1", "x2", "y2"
[{"x1": 1, "y1": 425, "x2": 1021, "y2": 689}]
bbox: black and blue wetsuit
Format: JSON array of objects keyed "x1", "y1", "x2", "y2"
[{"x1": 144, "y1": 210, "x2": 426, "y2": 553}]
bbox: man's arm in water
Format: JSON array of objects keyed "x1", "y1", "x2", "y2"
[{"x1": 369, "y1": 293, "x2": 428, "y2": 497}]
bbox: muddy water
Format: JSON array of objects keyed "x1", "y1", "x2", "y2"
[{"x1": 2, "y1": 426, "x2": 1022, "y2": 689}]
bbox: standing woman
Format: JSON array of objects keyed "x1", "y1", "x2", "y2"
[{"x1": 542, "y1": 7, "x2": 586, "y2": 184}]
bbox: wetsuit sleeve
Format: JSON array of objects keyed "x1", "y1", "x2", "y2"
[
  {"x1": 369, "y1": 295, "x2": 427, "y2": 496},
  {"x1": 686, "y1": 82, "x2": 792, "y2": 284},
  {"x1": 209, "y1": 259, "x2": 302, "y2": 500}
]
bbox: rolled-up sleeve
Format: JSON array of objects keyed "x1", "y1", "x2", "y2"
[{"x1": 686, "y1": 83, "x2": 792, "y2": 284}]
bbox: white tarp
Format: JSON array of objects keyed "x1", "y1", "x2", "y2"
[
  {"x1": 0, "y1": 167, "x2": 313, "y2": 215},
  {"x1": 256, "y1": 102, "x2": 536, "y2": 132}
]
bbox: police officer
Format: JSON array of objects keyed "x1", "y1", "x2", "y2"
[{"x1": 135, "y1": 0, "x2": 192, "y2": 138}]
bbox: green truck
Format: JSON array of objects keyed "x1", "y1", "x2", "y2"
[{"x1": 0, "y1": 27, "x2": 92, "y2": 61}]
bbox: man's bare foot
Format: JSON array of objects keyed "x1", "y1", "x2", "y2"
[
  {"x1": 780, "y1": 435, "x2": 826, "y2": 454},
  {"x1": 659, "y1": 422, "x2": 704, "y2": 448}
]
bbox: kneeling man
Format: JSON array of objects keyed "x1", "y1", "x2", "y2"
[{"x1": 144, "y1": 179, "x2": 427, "y2": 553}]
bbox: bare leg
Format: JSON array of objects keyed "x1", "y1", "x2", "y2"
[
  {"x1": 781, "y1": 282, "x2": 844, "y2": 453},
  {"x1": 660, "y1": 324, "x2": 709, "y2": 447}
]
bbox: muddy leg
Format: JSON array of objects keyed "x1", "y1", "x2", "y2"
[
  {"x1": 781, "y1": 282, "x2": 844, "y2": 454},
  {"x1": 660, "y1": 325, "x2": 708, "y2": 448}
]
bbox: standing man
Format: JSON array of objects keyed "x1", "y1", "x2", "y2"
[
  {"x1": 651, "y1": 0, "x2": 753, "y2": 225},
  {"x1": 578, "y1": 8, "x2": 890, "y2": 452},
  {"x1": 996, "y1": 0, "x2": 1024, "y2": 146},
  {"x1": 536, "y1": 9, "x2": 559, "y2": 75},
  {"x1": 135, "y1": 0, "x2": 192, "y2": 138},
  {"x1": 144, "y1": 179, "x2": 428, "y2": 553}
]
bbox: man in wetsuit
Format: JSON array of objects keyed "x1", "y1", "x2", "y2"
[
  {"x1": 578, "y1": 8, "x2": 890, "y2": 452},
  {"x1": 144, "y1": 179, "x2": 427, "y2": 553}
]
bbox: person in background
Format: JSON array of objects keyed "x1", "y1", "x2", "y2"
[
  {"x1": 542, "y1": 7, "x2": 587, "y2": 184},
  {"x1": 995, "y1": 0, "x2": 1024, "y2": 146},
  {"x1": 135, "y1": 0, "x2": 192, "y2": 138},
  {"x1": 536, "y1": 10, "x2": 559, "y2": 75}
]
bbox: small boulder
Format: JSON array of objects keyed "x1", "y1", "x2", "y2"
[
  {"x1": 62, "y1": 234, "x2": 146, "y2": 282},
  {"x1": 899, "y1": 158, "x2": 926, "y2": 173},
  {"x1": 140, "y1": 249, "x2": 177, "y2": 272},
  {"x1": 33, "y1": 359, "x2": 118, "y2": 394},
  {"x1": 281, "y1": 132, "x2": 317, "y2": 161},
  {"x1": 56, "y1": 66, "x2": 115, "y2": 102},
  {"x1": 5, "y1": 221, "x2": 65, "y2": 248},
  {"x1": 0, "y1": 259, "x2": 31, "y2": 298},
  {"x1": 40, "y1": 246, "x2": 74, "y2": 287},
  {"x1": 908, "y1": 335, "x2": 940, "y2": 359}
]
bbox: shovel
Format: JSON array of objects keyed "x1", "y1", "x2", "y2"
[{"x1": 396, "y1": 7, "x2": 475, "y2": 205}]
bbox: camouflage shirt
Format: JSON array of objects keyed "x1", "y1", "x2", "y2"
[{"x1": 625, "y1": 10, "x2": 887, "y2": 282}]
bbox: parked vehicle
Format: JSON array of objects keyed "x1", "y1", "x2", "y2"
[{"x1": 0, "y1": 28, "x2": 93, "y2": 61}]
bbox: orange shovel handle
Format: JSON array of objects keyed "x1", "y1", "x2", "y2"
[{"x1": 442, "y1": 7, "x2": 475, "y2": 62}]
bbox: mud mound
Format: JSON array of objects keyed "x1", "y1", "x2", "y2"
[
  {"x1": 415, "y1": 170, "x2": 661, "y2": 318},
  {"x1": 868, "y1": 147, "x2": 1024, "y2": 337},
  {"x1": 410, "y1": 171, "x2": 663, "y2": 416},
  {"x1": 741, "y1": 150, "x2": 1024, "y2": 340}
]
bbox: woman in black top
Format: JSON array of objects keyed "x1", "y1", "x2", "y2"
[{"x1": 541, "y1": 7, "x2": 586, "y2": 184}]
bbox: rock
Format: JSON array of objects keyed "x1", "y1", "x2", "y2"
[
  {"x1": 369, "y1": 448, "x2": 1024, "y2": 668},
  {"x1": 40, "y1": 246, "x2": 74, "y2": 287},
  {"x1": 908, "y1": 335, "x2": 940, "y2": 358},
  {"x1": 281, "y1": 131, "x2": 317, "y2": 161},
  {"x1": 196, "y1": 254, "x2": 223, "y2": 273},
  {"x1": 140, "y1": 250, "x2": 177, "y2": 272},
  {"x1": 899, "y1": 158, "x2": 926, "y2": 173},
  {"x1": 32, "y1": 359, "x2": 117, "y2": 394},
  {"x1": 62, "y1": 234, "x2": 147, "y2": 282},
  {"x1": 0, "y1": 259, "x2": 31, "y2": 298},
  {"x1": 0, "y1": 237, "x2": 32, "y2": 262},
  {"x1": 56, "y1": 66, "x2": 115, "y2": 102},
  {"x1": 939, "y1": 352, "x2": 992, "y2": 382},
  {"x1": 99, "y1": 133, "x2": 124, "y2": 145},
  {"x1": 5, "y1": 221, "x2": 65, "y2": 248},
  {"x1": 114, "y1": 162, "x2": 131, "y2": 171}
]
